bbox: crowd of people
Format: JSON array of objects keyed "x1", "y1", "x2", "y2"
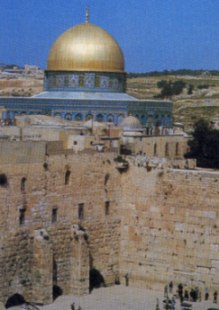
[
  {"x1": 70, "y1": 302, "x2": 81, "y2": 310},
  {"x1": 155, "y1": 281, "x2": 218, "y2": 310}
]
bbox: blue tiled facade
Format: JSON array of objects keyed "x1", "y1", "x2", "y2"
[
  {"x1": 0, "y1": 62, "x2": 173, "y2": 127},
  {"x1": 0, "y1": 96, "x2": 172, "y2": 127},
  {"x1": 44, "y1": 71, "x2": 126, "y2": 93}
]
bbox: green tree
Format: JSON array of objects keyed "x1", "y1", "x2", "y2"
[
  {"x1": 156, "y1": 80, "x2": 186, "y2": 98},
  {"x1": 172, "y1": 80, "x2": 186, "y2": 95},
  {"x1": 185, "y1": 119, "x2": 219, "y2": 168}
]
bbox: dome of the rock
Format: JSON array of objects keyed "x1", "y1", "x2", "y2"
[{"x1": 47, "y1": 23, "x2": 124, "y2": 72}]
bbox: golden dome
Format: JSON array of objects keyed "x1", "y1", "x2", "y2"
[{"x1": 47, "y1": 23, "x2": 125, "y2": 72}]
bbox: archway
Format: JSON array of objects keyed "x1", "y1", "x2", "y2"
[
  {"x1": 89, "y1": 267, "x2": 105, "y2": 292},
  {"x1": 52, "y1": 258, "x2": 63, "y2": 300},
  {"x1": 52, "y1": 285, "x2": 63, "y2": 300},
  {"x1": 5, "y1": 293, "x2": 25, "y2": 308}
]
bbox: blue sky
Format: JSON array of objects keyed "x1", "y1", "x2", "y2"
[{"x1": 1, "y1": 0, "x2": 219, "y2": 72}]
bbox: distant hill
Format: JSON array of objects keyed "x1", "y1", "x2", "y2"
[
  {"x1": 127, "y1": 73, "x2": 219, "y2": 131},
  {"x1": 128, "y1": 69, "x2": 219, "y2": 78},
  {"x1": 0, "y1": 63, "x2": 23, "y2": 69}
]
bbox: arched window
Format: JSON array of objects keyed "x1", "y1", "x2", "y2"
[
  {"x1": 19, "y1": 209, "x2": 26, "y2": 225},
  {"x1": 165, "y1": 143, "x2": 169, "y2": 157},
  {"x1": 75, "y1": 113, "x2": 83, "y2": 121},
  {"x1": 86, "y1": 114, "x2": 93, "y2": 121},
  {"x1": 107, "y1": 114, "x2": 114, "y2": 123},
  {"x1": 21, "y1": 177, "x2": 26, "y2": 192},
  {"x1": 105, "y1": 201, "x2": 110, "y2": 215},
  {"x1": 78, "y1": 203, "x2": 84, "y2": 220},
  {"x1": 65, "y1": 170, "x2": 71, "y2": 185},
  {"x1": 96, "y1": 114, "x2": 104, "y2": 122},
  {"x1": 65, "y1": 113, "x2": 72, "y2": 120},
  {"x1": 52, "y1": 207, "x2": 58, "y2": 223},
  {"x1": 153, "y1": 143, "x2": 157, "y2": 156}
]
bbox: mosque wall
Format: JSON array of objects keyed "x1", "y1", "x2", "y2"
[{"x1": 119, "y1": 164, "x2": 219, "y2": 294}]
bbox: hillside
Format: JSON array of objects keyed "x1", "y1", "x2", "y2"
[{"x1": 127, "y1": 74, "x2": 219, "y2": 130}]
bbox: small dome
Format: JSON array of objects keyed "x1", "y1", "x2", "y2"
[
  {"x1": 120, "y1": 116, "x2": 143, "y2": 131},
  {"x1": 48, "y1": 23, "x2": 124, "y2": 73}
]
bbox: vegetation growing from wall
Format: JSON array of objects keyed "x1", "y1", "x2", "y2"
[{"x1": 185, "y1": 119, "x2": 219, "y2": 169}]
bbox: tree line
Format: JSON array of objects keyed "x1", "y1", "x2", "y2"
[{"x1": 128, "y1": 69, "x2": 219, "y2": 78}]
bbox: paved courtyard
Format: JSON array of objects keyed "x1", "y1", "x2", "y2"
[{"x1": 33, "y1": 286, "x2": 218, "y2": 310}]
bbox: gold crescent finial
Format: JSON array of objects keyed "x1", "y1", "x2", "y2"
[{"x1": 85, "y1": 6, "x2": 89, "y2": 24}]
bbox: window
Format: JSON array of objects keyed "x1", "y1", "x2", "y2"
[
  {"x1": 19, "y1": 209, "x2": 26, "y2": 225},
  {"x1": 21, "y1": 177, "x2": 26, "y2": 192},
  {"x1": 105, "y1": 201, "x2": 110, "y2": 215},
  {"x1": 65, "y1": 170, "x2": 71, "y2": 185},
  {"x1": 78, "y1": 203, "x2": 84, "y2": 220},
  {"x1": 52, "y1": 208, "x2": 57, "y2": 223},
  {"x1": 153, "y1": 143, "x2": 157, "y2": 156},
  {"x1": 175, "y1": 142, "x2": 179, "y2": 156},
  {"x1": 0, "y1": 174, "x2": 8, "y2": 187},
  {"x1": 165, "y1": 143, "x2": 169, "y2": 157}
]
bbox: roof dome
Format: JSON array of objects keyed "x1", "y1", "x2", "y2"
[
  {"x1": 47, "y1": 23, "x2": 124, "y2": 72},
  {"x1": 120, "y1": 116, "x2": 143, "y2": 131}
]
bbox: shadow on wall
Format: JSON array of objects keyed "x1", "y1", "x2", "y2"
[
  {"x1": 5, "y1": 293, "x2": 25, "y2": 308},
  {"x1": 89, "y1": 268, "x2": 105, "y2": 292}
]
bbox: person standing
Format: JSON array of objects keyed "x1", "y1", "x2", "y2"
[
  {"x1": 169, "y1": 281, "x2": 173, "y2": 294},
  {"x1": 164, "y1": 284, "x2": 168, "y2": 298},
  {"x1": 155, "y1": 298, "x2": 160, "y2": 310},
  {"x1": 171, "y1": 297, "x2": 176, "y2": 310},
  {"x1": 125, "y1": 273, "x2": 129, "y2": 286},
  {"x1": 205, "y1": 287, "x2": 209, "y2": 300}
]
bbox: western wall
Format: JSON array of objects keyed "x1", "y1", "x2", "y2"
[{"x1": 0, "y1": 140, "x2": 218, "y2": 305}]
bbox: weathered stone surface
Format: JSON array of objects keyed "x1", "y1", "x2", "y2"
[{"x1": 0, "y1": 141, "x2": 218, "y2": 304}]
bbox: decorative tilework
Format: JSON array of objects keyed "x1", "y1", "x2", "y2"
[
  {"x1": 100, "y1": 76, "x2": 109, "y2": 89},
  {"x1": 84, "y1": 73, "x2": 95, "y2": 88},
  {"x1": 79, "y1": 75, "x2": 84, "y2": 87},
  {"x1": 69, "y1": 74, "x2": 79, "y2": 87},
  {"x1": 57, "y1": 75, "x2": 65, "y2": 87}
]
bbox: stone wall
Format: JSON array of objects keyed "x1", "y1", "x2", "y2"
[
  {"x1": 0, "y1": 142, "x2": 121, "y2": 304},
  {"x1": 0, "y1": 141, "x2": 218, "y2": 305},
  {"x1": 119, "y1": 162, "x2": 219, "y2": 293},
  {"x1": 122, "y1": 134, "x2": 188, "y2": 159}
]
